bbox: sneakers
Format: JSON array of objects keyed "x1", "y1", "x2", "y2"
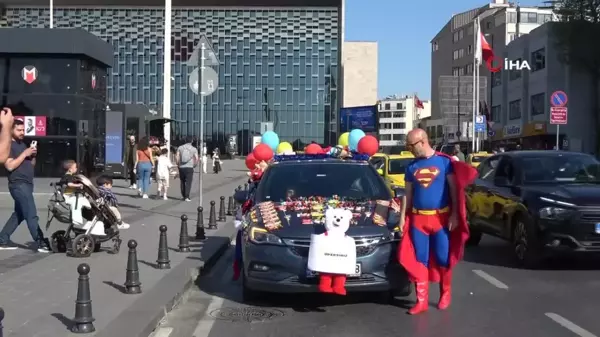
[
  {"x1": 118, "y1": 222, "x2": 131, "y2": 229},
  {"x1": 142, "y1": 194, "x2": 149, "y2": 199},
  {"x1": 185, "y1": 198, "x2": 191, "y2": 202},
  {"x1": 37, "y1": 240, "x2": 51, "y2": 253},
  {"x1": 163, "y1": 195, "x2": 168, "y2": 200},
  {"x1": 129, "y1": 184, "x2": 137, "y2": 189},
  {"x1": 0, "y1": 241, "x2": 18, "y2": 250}
]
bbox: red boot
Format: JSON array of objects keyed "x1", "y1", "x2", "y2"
[
  {"x1": 408, "y1": 281, "x2": 429, "y2": 315},
  {"x1": 438, "y1": 269, "x2": 452, "y2": 310},
  {"x1": 232, "y1": 259, "x2": 241, "y2": 281},
  {"x1": 318, "y1": 274, "x2": 334, "y2": 293},
  {"x1": 332, "y1": 274, "x2": 347, "y2": 296}
]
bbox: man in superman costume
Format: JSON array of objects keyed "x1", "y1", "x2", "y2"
[{"x1": 398, "y1": 129, "x2": 477, "y2": 315}]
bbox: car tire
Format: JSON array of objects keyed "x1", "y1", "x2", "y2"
[
  {"x1": 467, "y1": 229, "x2": 483, "y2": 246},
  {"x1": 512, "y1": 216, "x2": 543, "y2": 269}
]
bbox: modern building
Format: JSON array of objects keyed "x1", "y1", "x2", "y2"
[
  {"x1": 1, "y1": 0, "x2": 343, "y2": 154},
  {"x1": 341, "y1": 41, "x2": 378, "y2": 108},
  {"x1": 487, "y1": 22, "x2": 597, "y2": 153},
  {"x1": 377, "y1": 95, "x2": 430, "y2": 150},
  {"x1": 430, "y1": 0, "x2": 555, "y2": 140}
]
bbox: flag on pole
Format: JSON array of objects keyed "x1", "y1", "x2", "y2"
[
  {"x1": 475, "y1": 17, "x2": 495, "y2": 67},
  {"x1": 414, "y1": 95, "x2": 424, "y2": 109}
]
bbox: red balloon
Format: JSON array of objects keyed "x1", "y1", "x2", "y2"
[
  {"x1": 253, "y1": 143, "x2": 274, "y2": 161},
  {"x1": 305, "y1": 143, "x2": 323, "y2": 155},
  {"x1": 357, "y1": 135, "x2": 379, "y2": 156},
  {"x1": 245, "y1": 153, "x2": 258, "y2": 170}
]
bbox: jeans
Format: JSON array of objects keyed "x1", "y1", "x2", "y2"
[
  {"x1": 178, "y1": 167, "x2": 194, "y2": 199},
  {"x1": 137, "y1": 162, "x2": 152, "y2": 195},
  {"x1": 0, "y1": 183, "x2": 41, "y2": 244}
]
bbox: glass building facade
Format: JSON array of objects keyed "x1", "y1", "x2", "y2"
[{"x1": 1, "y1": 7, "x2": 340, "y2": 152}]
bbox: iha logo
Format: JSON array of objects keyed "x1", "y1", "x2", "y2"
[{"x1": 487, "y1": 57, "x2": 531, "y2": 73}]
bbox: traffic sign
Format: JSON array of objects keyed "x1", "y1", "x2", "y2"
[
  {"x1": 488, "y1": 130, "x2": 495, "y2": 137},
  {"x1": 188, "y1": 67, "x2": 219, "y2": 96},
  {"x1": 550, "y1": 91, "x2": 568, "y2": 107},
  {"x1": 550, "y1": 106, "x2": 568, "y2": 124},
  {"x1": 187, "y1": 35, "x2": 220, "y2": 67},
  {"x1": 474, "y1": 115, "x2": 487, "y2": 132}
]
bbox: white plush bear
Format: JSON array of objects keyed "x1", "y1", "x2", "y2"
[{"x1": 307, "y1": 208, "x2": 357, "y2": 295}]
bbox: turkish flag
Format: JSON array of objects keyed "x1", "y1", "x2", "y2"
[{"x1": 475, "y1": 18, "x2": 495, "y2": 65}]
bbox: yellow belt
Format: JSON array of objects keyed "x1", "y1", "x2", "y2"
[{"x1": 412, "y1": 206, "x2": 450, "y2": 215}]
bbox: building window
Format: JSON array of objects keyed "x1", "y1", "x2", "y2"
[
  {"x1": 459, "y1": 29, "x2": 464, "y2": 39},
  {"x1": 466, "y1": 63, "x2": 474, "y2": 75},
  {"x1": 538, "y1": 13, "x2": 552, "y2": 24},
  {"x1": 396, "y1": 102, "x2": 404, "y2": 110},
  {"x1": 392, "y1": 134, "x2": 406, "y2": 141},
  {"x1": 491, "y1": 105, "x2": 501, "y2": 122},
  {"x1": 507, "y1": 33, "x2": 516, "y2": 42},
  {"x1": 393, "y1": 111, "x2": 405, "y2": 118},
  {"x1": 507, "y1": 12, "x2": 517, "y2": 23},
  {"x1": 453, "y1": 31, "x2": 460, "y2": 42},
  {"x1": 531, "y1": 48, "x2": 546, "y2": 71},
  {"x1": 379, "y1": 112, "x2": 391, "y2": 118},
  {"x1": 384, "y1": 103, "x2": 390, "y2": 110},
  {"x1": 509, "y1": 99, "x2": 521, "y2": 120},
  {"x1": 380, "y1": 134, "x2": 391, "y2": 141},
  {"x1": 467, "y1": 44, "x2": 472, "y2": 54},
  {"x1": 486, "y1": 21, "x2": 491, "y2": 29},
  {"x1": 531, "y1": 93, "x2": 545, "y2": 116},
  {"x1": 509, "y1": 58, "x2": 523, "y2": 81},
  {"x1": 491, "y1": 71, "x2": 501, "y2": 87},
  {"x1": 523, "y1": 12, "x2": 538, "y2": 23},
  {"x1": 380, "y1": 123, "x2": 391, "y2": 129},
  {"x1": 452, "y1": 67, "x2": 460, "y2": 76},
  {"x1": 392, "y1": 122, "x2": 406, "y2": 129},
  {"x1": 432, "y1": 41, "x2": 438, "y2": 51},
  {"x1": 458, "y1": 48, "x2": 465, "y2": 58},
  {"x1": 453, "y1": 49, "x2": 460, "y2": 60},
  {"x1": 436, "y1": 125, "x2": 443, "y2": 138}
]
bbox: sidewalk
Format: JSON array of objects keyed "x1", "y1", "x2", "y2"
[{"x1": 0, "y1": 161, "x2": 248, "y2": 337}]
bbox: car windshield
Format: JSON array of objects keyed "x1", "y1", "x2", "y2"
[
  {"x1": 521, "y1": 154, "x2": 600, "y2": 184},
  {"x1": 256, "y1": 162, "x2": 391, "y2": 202},
  {"x1": 388, "y1": 158, "x2": 413, "y2": 174},
  {"x1": 369, "y1": 157, "x2": 385, "y2": 170},
  {"x1": 471, "y1": 156, "x2": 487, "y2": 163}
]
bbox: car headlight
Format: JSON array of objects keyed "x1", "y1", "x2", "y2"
[
  {"x1": 249, "y1": 227, "x2": 283, "y2": 245},
  {"x1": 539, "y1": 207, "x2": 570, "y2": 219}
]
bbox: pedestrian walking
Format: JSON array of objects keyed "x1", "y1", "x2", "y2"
[
  {"x1": 0, "y1": 119, "x2": 50, "y2": 252},
  {"x1": 124, "y1": 135, "x2": 137, "y2": 189},
  {"x1": 212, "y1": 148, "x2": 222, "y2": 174},
  {"x1": 452, "y1": 144, "x2": 465, "y2": 162},
  {"x1": 202, "y1": 145, "x2": 208, "y2": 174},
  {"x1": 0, "y1": 107, "x2": 14, "y2": 164},
  {"x1": 175, "y1": 137, "x2": 198, "y2": 201},
  {"x1": 156, "y1": 148, "x2": 174, "y2": 200},
  {"x1": 134, "y1": 137, "x2": 154, "y2": 199}
]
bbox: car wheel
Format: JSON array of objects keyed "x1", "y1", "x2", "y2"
[
  {"x1": 512, "y1": 217, "x2": 542, "y2": 269},
  {"x1": 241, "y1": 272, "x2": 260, "y2": 303},
  {"x1": 466, "y1": 212, "x2": 483, "y2": 246}
]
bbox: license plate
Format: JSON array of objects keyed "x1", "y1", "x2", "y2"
[
  {"x1": 306, "y1": 264, "x2": 361, "y2": 278},
  {"x1": 595, "y1": 223, "x2": 600, "y2": 234}
]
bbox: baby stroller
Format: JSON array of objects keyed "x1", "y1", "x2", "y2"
[{"x1": 45, "y1": 174, "x2": 122, "y2": 257}]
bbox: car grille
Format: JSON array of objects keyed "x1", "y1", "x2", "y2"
[
  {"x1": 283, "y1": 235, "x2": 384, "y2": 258},
  {"x1": 579, "y1": 209, "x2": 600, "y2": 223}
]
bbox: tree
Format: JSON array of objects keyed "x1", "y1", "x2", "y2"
[{"x1": 549, "y1": 0, "x2": 600, "y2": 152}]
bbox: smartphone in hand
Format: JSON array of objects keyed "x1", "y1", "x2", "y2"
[{"x1": 30, "y1": 140, "x2": 37, "y2": 148}]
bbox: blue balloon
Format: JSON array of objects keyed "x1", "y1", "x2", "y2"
[
  {"x1": 261, "y1": 131, "x2": 280, "y2": 151},
  {"x1": 348, "y1": 129, "x2": 366, "y2": 151}
]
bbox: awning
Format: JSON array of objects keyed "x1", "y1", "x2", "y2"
[{"x1": 145, "y1": 116, "x2": 176, "y2": 123}]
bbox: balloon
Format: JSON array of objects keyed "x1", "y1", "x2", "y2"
[
  {"x1": 253, "y1": 143, "x2": 274, "y2": 162},
  {"x1": 338, "y1": 132, "x2": 350, "y2": 147},
  {"x1": 245, "y1": 153, "x2": 258, "y2": 170},
  {"x1": 348, "y1": 129, "x2": 366, "y2": 151},
  {"x1": 261, "y1": 131, "x2": 280, "y2": 151},
  {"x1": 305, "y1": 143, "x2": 323, "y2": 155},
  {"x1": 357, "y1": 135, "x2": 379, "y2": 156},
  {"x1": 276, "y1": 141, "x2": 293, "y2": 154}
]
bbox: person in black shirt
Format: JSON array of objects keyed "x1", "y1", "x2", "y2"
[{"x1": 0, "y1": 107, "x2": 14, "y2": 163}]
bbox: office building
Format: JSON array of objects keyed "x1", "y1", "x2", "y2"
[
  {"x1": 430, "y1": 0, "x2": 555, "y2": 140},
  {"x1": 341, "y1": 41, "x2": 378, "y2": 108},
  {"x1": 488, "y1": 23, "x2": 597, "y2": 153},
  {"x1": 377, "y1": 95, "x2": 429, "y2": 149},
  {"x1": 1, "y1": 0, "x2": 343, "y2": 153}
]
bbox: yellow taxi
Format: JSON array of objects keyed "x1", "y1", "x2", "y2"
[
  {"x1": 466, "y1": 151, "x2": 493, "y2": 168},
  {"x1": 370, "y1": 151, "x2": 415, "y2": 189}
]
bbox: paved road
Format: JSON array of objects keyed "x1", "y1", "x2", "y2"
[{"x1": 156, "y1": 235, "x2": 600, "y2": 337}]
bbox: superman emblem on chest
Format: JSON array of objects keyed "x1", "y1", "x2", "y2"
[{"x1": 413, "y1": 167, "x2": 440, "y2": 188}]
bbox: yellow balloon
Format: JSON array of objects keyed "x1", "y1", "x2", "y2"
[
  {"x1": 276, "y1": 141, "x2": 293, "y2": 154},
  {"x1": 338, "y1": 132, "x2": 350, "y2": 147}
]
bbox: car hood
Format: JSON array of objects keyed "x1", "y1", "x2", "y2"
[
  {"x1": 248, "y1": 199, "x2": 401, "y2": 238},
  {"x1": 387, "y1": 174, "x2": 405, "y2": 187},
  {"x1": 524, "y1": 183, "x2": 600, "y2": 206}
]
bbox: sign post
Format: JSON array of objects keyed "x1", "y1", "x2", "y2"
[{"x1": 549, "y1": 91, "x2": 568, "y2": 150}]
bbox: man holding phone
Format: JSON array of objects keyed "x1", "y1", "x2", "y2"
[
  {"x1": 0, "y1": 119, "x2": 50, "y2": 252},
  {"x1": 0, "y1": 107, "x2": 14, "y2": 163}
]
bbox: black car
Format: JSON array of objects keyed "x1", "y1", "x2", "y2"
[
  {"x1": 235, "y1": 158, "x2": 411, "y2": 302},
  {"x1": 466, "y1": 150, "x2": 600, "y2": 267}
]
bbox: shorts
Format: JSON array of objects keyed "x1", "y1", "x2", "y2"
[{"x1": 158, "y1": 178, "x2": 169, "y2": 189}]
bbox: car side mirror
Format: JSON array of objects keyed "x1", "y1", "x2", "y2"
[
  {"x1": 493, "y1": 176, "x2": 510, "y2": 187},
  {"x1": 233, "y1": 190, "x2": 248, "y2": 204},
  {"x1": 377, "y1": 168, "x2": 384, "y2": 176},
  {"x1": 393, "y1": 188, "x2": 406, "y2": 198}
]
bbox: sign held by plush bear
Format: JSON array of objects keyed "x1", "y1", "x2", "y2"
[{"x1": 307, "y1": 208, "x2": 356, "y2": 275}]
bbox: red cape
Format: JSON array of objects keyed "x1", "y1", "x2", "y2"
[{"x1": 397, "y1": 152, "x2": 477, "y2": 282}]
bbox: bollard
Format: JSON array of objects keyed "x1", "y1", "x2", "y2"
[
  {"x1": 178, "y1": 214, "x2": 190, "y2": 252},
  {"x1": 218, "y1": 196, "x2": 226, "y2": 221},
  {"x1": 237, "y1": 185, "x2": 242, "y2": 192},
  {"x1": 71, "y1": 263, "x2": 95, "y2": 333},
  {"x1": 0, "y1": 307, "x2": 4, "y2": 337},
  {"x1": 195, "y1": 206, "x2": 206, "y2": 240},
  {"x1": 227, "y1": 196, "x2": 234, "y2": 215},
  {"x1": 124, "y1": 240, "x2": 141, "y2": 294},
  {"x1": 156, "y1": 225, "x2": 171, "y2": 269},
  {"x1": 244, "y1": 183, "x2": 248, "y2": 191},
  {"x1": 208, "y1": 201, "x2": 218, "y2": 229}
]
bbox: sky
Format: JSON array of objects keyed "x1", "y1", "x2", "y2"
[{"x1": 343, "y1": 0, "x2": 544, "y2": 100}]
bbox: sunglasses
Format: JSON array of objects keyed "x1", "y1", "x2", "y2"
[{"x1": 406, "y1": 139, "x2": 423, "y2": 148}]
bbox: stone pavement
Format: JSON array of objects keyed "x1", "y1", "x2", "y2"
[{"x1": 0, "y1": 160, "x2": 248, "y2": 337}]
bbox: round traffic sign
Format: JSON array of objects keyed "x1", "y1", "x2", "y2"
[
  {"x1": 488, "y1": 130, "x2": 496, "y2": 137},
  {"x1": 189, "y1": 67, "x2": 219, "y2": 96},
  {"x1": 550, "y1": 91, "x2": 567, "y2": 107}
]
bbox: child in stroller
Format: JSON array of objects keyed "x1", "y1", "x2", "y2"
[{"x1": 46, "y1": 171, "x2": 123, "y2": 257}]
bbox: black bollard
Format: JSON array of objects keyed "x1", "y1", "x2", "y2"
[
  {"x1": 178, "y1": 214, "x2": 190, "y2": 252},
  {"x1": 208, "y1": 201, "x2": 218, "y2": 229},
  {"x1": 71, "y1": 263, "x2": 95, "y2": 333},
  {"x1": 237, "y1": 185, "x2": 242, "y2": 192},
  {"x1": 195, "y1": 206, "x2": 206, "y2": 240},
  {"x1": 124, "y1": 240, "x2": 141, "y2": 294},
  {"x1": 0, "y1": 307, "x2": 4, "y2": 337},
  {"x1": 244, "y1": 183, "x2": 248, "y2": 191},
  {"x1": 156, "y1": 225, "x2": 171, "y2": 269},
  {"x1": 227, "y1": 196, "x2": 234, "y2": 215},
  {"x1": 218, "y1": 196, "x2": 226, "y2": 221}
]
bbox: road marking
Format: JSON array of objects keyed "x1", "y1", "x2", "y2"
[
  {"x1": 472, "y1": 269, "x2": 509, "y2": 289},
  {"x1": 150, "y1": 327, "x2": 173, "y2": 337},
  {"x1": 546, "y1": 313, "x2": 597, "y2": 337}
]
